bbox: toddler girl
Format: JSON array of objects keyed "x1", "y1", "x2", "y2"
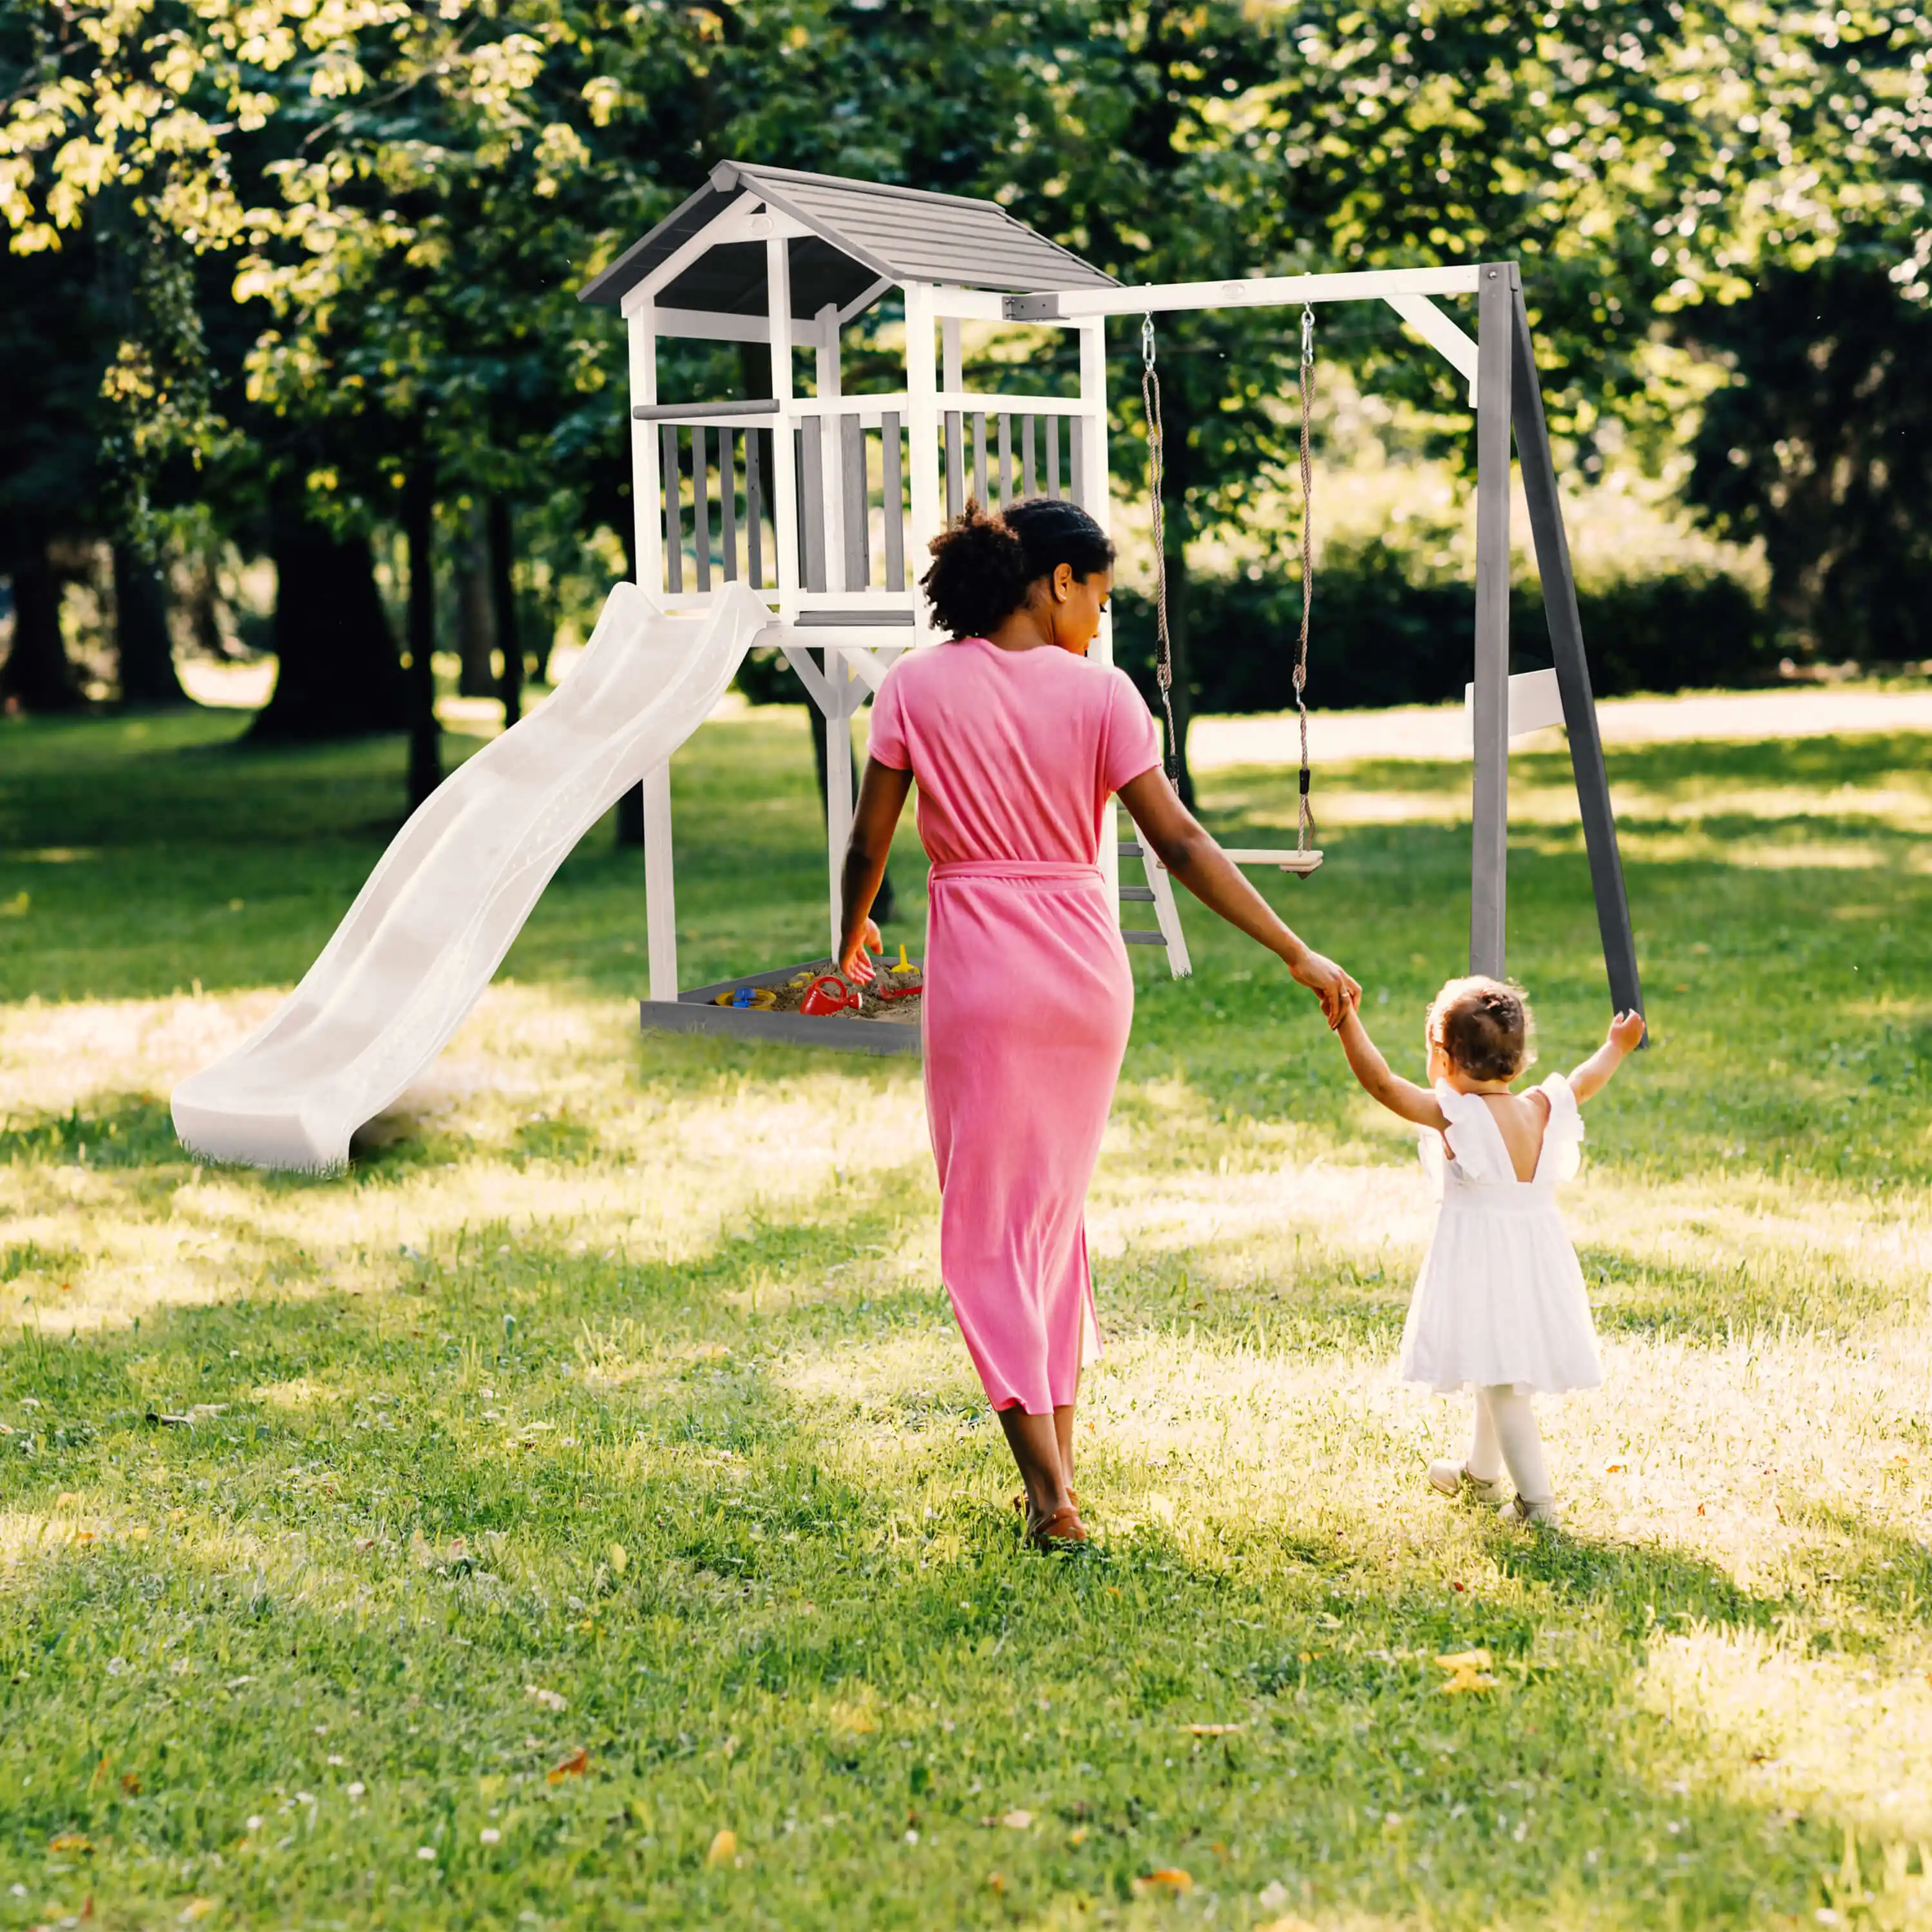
[{"x1": 1334, "y1": 975, "x2": 1645, "y2": 1525}]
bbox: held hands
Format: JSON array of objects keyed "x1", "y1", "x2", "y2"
[
  {"x1": 1289, "y1": 949, "x2": 1362, "y2": 1030},
  {"x1": 840, "y1": 919, "x2": 883, "y2": 985},
  {"x1": 1607, "y1": 1009, "x2": 1647, "y2": 1055}
]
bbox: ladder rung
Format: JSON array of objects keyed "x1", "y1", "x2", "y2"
[
  {"x1": 1120, "y1": 886, "x2": 1155, "y2": 902},
  {"x1": 1118, "y1": 841, "x2": 1143, "y2": 858},
  {"x1": 1123, "y1": 929, "x2": 1168, "y2": 945}
]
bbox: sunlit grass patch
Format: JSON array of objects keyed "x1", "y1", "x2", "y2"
[{"x1": 2, "y1": 705, "x2": 1931, "y2": 1927}]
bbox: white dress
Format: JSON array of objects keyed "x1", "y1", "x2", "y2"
[{"x1": 1397, "y1": 1072, "x2": 1603, "y2": 1396}]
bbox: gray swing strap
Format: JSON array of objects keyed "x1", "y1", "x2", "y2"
[{"x1": 1140, "y1": 316, "x2": 1181, "y2": 787}]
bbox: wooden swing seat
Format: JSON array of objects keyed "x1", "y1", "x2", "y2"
[{"x1": 1222, "y1": 847, "x2": 1324, "y2": 875}]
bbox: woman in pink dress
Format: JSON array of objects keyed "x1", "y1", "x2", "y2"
[{"x1": 837, "y1": 500, "x2": 1357, "y2": 1548}]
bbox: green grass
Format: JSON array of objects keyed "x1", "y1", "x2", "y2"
[{"x1": 1, "y1": 700, "x2": 1929, "y2": 1929}]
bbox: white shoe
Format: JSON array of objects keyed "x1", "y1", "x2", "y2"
[
  {"x1": 1506, "y1": 1494, "x2": 1560, "y2": 1528},
  {"x1": 1427, "y1": 1460, "x2": 1510, "y2": 1508}
]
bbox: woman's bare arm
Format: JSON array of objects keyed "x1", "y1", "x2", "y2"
[
  {"x1": 837, "y1": 757, "x2": 914, "y2": 980},
  {"x1": 1336, "y1": 1003, "x2": 1449, "y2": 1130},
  {"x1": 1115, "y1": 766, "x2": 1359, "y2": 1026}
]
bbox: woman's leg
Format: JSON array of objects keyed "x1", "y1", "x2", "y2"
[
  {"x1": 1481, "y1": 1385, "x2": 1553, "y2": 1506},
  {"x1": 1054, "y1": 1405, "x2": 1076, "y2": 1489},
  {"x1": 998, "y1": 1404, "x2": 1074, "y2": 1520}
]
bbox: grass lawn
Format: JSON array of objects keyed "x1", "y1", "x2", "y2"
[{"x1": 1, "y1": 695, "x2": 1929, "y2": 1931}]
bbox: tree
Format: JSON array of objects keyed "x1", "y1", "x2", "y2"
[{"x1": 1685, "y1": 258, "x2": 1932, "y2": 661}]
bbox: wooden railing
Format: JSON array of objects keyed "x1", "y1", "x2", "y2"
[{"x1": 635, "y1": 396, "x2": 1095, "y2": 605}]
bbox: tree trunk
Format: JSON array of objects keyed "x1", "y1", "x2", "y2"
[
  {"x1": 1, "y1": 535, "x2": 82, "y2": 712},
  {"x1": 112, "y1": 541, "x2": 191, "y2": 708},
  {"x1": 489, "y1": 496, "x2": 521, "y2": 728},
  {"x1": 404, "y1": 466, "x2": 442, "y2": 810},
  {"x1": 251, "y1": 502, "x2": 408, "y2": 741},
  {"x1": 454, "y1": 502, "x2": 497, "y2": 698}
]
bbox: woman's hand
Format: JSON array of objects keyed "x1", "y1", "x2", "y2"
[
  {"x1": 840, "y1": 920, "x2": 883, "y2": 984},
  {"x1": 1288, "y1": 948, "x2": 1361, "y2": 1029}
]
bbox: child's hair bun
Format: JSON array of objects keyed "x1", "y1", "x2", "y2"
[{"x1": 1429, "y1": 975, "x2": 1535, "y2": 1082}]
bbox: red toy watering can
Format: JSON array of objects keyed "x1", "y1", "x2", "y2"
[{"x1": 799, "y1": 974, "x2": 860, "y2": 1017}]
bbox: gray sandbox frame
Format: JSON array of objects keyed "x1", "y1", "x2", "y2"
[{"x1": 641, "y1": 961, "x2": 922, "y2": 1057}]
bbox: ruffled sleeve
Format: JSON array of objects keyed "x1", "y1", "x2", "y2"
[
  {"x1": 1429, "y1": 1081, "x2": 1519, "y2": 1186},
  {"x1": 1537, "y1": 1072, "x2": 1585, "y2": 1182}
]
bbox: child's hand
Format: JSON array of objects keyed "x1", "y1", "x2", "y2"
[{"x1": 1607, "y1": 1009, "x2": 1646, "y2": 1055}]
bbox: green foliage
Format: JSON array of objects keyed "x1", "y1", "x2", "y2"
[{"x1": 1684, "y1": 258, "x2": 1932, "y2": 663}]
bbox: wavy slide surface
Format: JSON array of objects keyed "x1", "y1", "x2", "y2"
[{"x1": 173, "y1": 583, "x2": 771, "y2": 1171}]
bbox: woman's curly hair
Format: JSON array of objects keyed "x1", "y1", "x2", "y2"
[
  {"x1": 1427, "y1": 975, "x2": 1537, "y2": 1083},
  {"x1": 920, "y1": 497, "x2": 1115, "y2": 639}
]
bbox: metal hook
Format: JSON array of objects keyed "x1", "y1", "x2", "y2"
[
  {"x1": 1141, "y1": 314, "x2": 1157, "y2": 369},
  {"x1": 1300, "y1": 305, "x2": 1315, "y2": 366}
]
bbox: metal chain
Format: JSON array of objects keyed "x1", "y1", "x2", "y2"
[
  {"x1": 1141, "y1": 315, "x2": 1180, "y2": 786},
  {"x1": 1294, "y1": 304, "x2": 1317, "y2": 854}
]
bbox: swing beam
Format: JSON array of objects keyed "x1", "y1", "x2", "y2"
[{"x1": 1005, "y1": 261, "x2": 1644, "y2": 1024}]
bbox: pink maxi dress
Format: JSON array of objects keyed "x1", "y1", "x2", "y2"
[{"x1": 866, "y1": 637, "x2": 1160, "y2": 1415}]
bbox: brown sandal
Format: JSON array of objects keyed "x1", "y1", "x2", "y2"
[{"x1": 1024, "y1": 1502, "x2": 1089, "y2": 1549}]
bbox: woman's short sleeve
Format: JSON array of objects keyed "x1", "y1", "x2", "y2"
[
  {"x1": 866, "y1": 664, "x2": 910, "y2": 770},
  {"x1": 1103, "y1": 667, "x2": 1161, "y2": 794}
]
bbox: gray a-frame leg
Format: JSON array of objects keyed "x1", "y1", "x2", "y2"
[
  {"x1": 1508, "y1": 278, "x2": 1645, "y2": 1023},
  {"x1": 1469, "y1": 265, "x2": 1516, "y2": 978}
]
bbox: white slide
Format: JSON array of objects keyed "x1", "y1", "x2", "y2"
[{"x1": 173, "y1": 582, "x2": 772, "y2": 1172}]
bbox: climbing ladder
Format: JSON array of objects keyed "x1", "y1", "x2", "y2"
[{"x1": 1119, "y1": 840, "x2": 1191, "y2": 977}]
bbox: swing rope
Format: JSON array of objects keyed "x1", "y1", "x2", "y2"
[
  {"x1": 1293, "y1": 303, "x2": 1316, "y2": 856},
  {"x1": 1140, "y1": 316, "x2": 1180, "y2": 788}
]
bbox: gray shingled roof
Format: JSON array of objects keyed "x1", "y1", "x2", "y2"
[{"x1": 578, "y1": 160, "x2": 1117, "y2": 314}]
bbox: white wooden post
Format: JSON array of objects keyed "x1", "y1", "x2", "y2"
[
  {"x1": 642, "y1": 761, "x2": 677, "y2": 1001},
  {"x1": 626, "y1": 300, "x2": 661, "y2": 594},
  {"x1": 825, "y1": 659, "x2": 855, "y2": 958},
  {"x1": 768, "y1": 234, "x2": 799, "y2": 609},
  {"x1": 1076, "y1": 318, "x2": 1122, "y2": 904},
  {"x1": 942, "y1": 316, "x2": 963, "y2": 395},
  {"x1": 904, "y1": 282, "x2": 941, "y2": 645},
  {"x1": 815, "y1": 303, "x2": 847, "y2": 591}
]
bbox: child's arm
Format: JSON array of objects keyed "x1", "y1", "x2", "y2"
[
  {"x1": 1336, "y1": 1001, "x2": 1448, "y2": 1130},
  {"x1": 1568, "y1": 1010, "x2": 1647, "y2": 1103}
]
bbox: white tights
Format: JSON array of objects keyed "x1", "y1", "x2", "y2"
[{"x1": 1466, "y1": 1385, "x2": 1553, "y2": 1506}]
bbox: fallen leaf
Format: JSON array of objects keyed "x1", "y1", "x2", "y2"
[
  {"x1": 1434, "y1": 1647, "x2": 1499, "y2": 1694},
  {"x1": 50, "y1": 1832, "x2": 93, "y2": 1853},
  {"x1": 178, "y1": 1900, "x2": 216, "y2": 1922},
  {"x1": 706, "y1": 1827, "x2": 737, "y2": 1867},
  {"x1": 120, "y1": 1774, "x2": 142, "y2": 1797},
  {"x1": 525, "y1": 1685, "x2": 567, "y2": 1712},
  {"x1": 547, "y1": 1748, "x2": 589, "y2": 1783},
  {"x1": 999, "y1": 1810, "x2": 1033, "y2": 1830},
  {"x1": 1068, "y1": 1827, "x2": 1089, "y2": 1846},
  {"x1": 984, "y1": 1872, "x2": 1005, "y2": 1893},
  {"x1": 56, "y1": 1492, "x2": 81, "y2": 1509},
  {"x1": 1132, "y1": 1868, "x2": 1193, "y2": 1897},
  {"x1": 1187, "y1": 1723, "x2": 1244, "y2": 1736},
  {"x1": 608, "y1": 1542, "x2": 629, "y2": 1577}
]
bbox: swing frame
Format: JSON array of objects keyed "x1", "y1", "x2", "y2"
[{"x1": 1009, "y1": 261, "x2": 1645, "y2": 1016}]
